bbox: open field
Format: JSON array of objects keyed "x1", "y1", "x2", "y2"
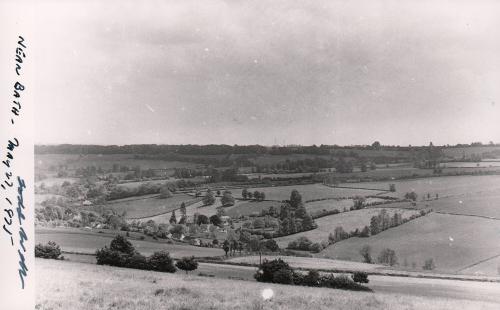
[
  {"x1": 235, "y1": 184, "x2": 381, "y2": 201},
  {"x1": 460, "y1": 255, "x2": 500, "y2": 276},
  {"x1": 105, "y1": 193, "x2": 196, "y2": 219},
  {"x1": 225, "y1": 200, "x2": 282, "y2": 217},
  {"x1": 35, "y1": 259, "x2": 500, "y2": 310},
  {"x1": 36, "y1": 227, "x2": 222, "y2": 258},
  {"x1": 275, "y1": 208, "x2": 420, "y2": 248},
  {"x1": 342, "y1": 174, "x2": 500, "y2": 200},
  {"x1": 426, "y1": 190, "x2": 500, "y2": 219},
  {"x1": 319, "y1": 213, "x2": 500, "y2": 273},
  {"x1": 306, "y1": 199, "x2": 355, "y2": 216}
]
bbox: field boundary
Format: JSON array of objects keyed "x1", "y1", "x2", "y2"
[
  {"x1": 126, "y1": 197, "x2": 203, "y2": 220},
  {"x1": 435, "y1": 211, "x2": 500, "y2": 221},
  {"x1": 322, "y1": 183, "x2": 390, "y2": 192},
  {"x1": 457, "y1": 253, "x2": 500, "y2": 273}
]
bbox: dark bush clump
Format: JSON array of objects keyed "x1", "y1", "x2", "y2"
[
  {"x1": 35, "y1": 241, "x2": 62, "y2": 259},
  {"x1": 175, "y1": 256, "x2": 198, "y2": 274},
  {"x1": 96, "y1": 235, "x2": 176, "y2": 272},
  {"x1": 254, "y1": 258, "x2": 293, "y2": 283},
  {"x1": 110, "y1": 234, "x2": 136, "y2": 255},
  {"x1": 319, "y1": 274, "x2": 371, "y2": 291},
  {"x1": 254, "y1": 259, "x2": 371, "y2": 292},
  {"x1": 148, "y1": 251, "x2": 176, "y2": 273},
  {"x1": 272, "y1": 267, "x2": 294, "y2": 284},
  {"x1": 352, "y1": 271, "x2": 369, "y2": 283}
]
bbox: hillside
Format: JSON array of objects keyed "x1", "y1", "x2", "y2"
[{"x1": 35, "y1": 259, "x2": 499, "y2": 310}]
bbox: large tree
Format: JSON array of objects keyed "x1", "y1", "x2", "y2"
[
  {"x1": 221, "y1": 190, "x2": 235, "y2": 207},
  {"x1": 289, "y1": 190, "x2": 302, "y2": 209},
  {"x1": 209, "y1": 214, "x2": 222, "y2": 226},
  {"x1": 202, "y1": 189, "x2": 216, "y2": 206},
  {"x1": 169, "y1": 210, "x2": 177, "y2": 224}
]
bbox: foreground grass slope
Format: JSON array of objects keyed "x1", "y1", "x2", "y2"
[{"x1": 36, "y1": 259, "x2": 498, "y2": 310}]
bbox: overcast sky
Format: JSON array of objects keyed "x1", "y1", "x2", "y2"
[{"x1": 34, "y1": 0, "x2": 500, "y2": 146}]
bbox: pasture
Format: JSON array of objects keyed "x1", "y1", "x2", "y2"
[
  {"x1": 224, "y1": 200, "x2": 282, "y2": 218},
  {"x1": 460, "y1": 255, "x2": 500, "y2": 276},
  {"x1": 319, "y1": 213, "x2": 500, "y2": 274},
  {"x1": 35, "y1": 259, "x2": 500, "y2": 310},
  {"x1": 341, "y1": 174, "x2": 500, "y2": 200},
  {"x1": 35, "y1": 227, "x2": 222, "y2": 258},
  {"x1": 306, "y1": 199, "x2": 355, "y2": 217},
  {"x1": 235, "y1": 184, "x2": 380, "y2": 201},
  {"x1": 426, "y1": 190, "x2": 500, "y2": 219},
  {"x1": 104, "y1": 193, "x2": 197, "y2": 219},
  {"x1": 275, "y1": 208, "x2": 420, "y2": 248}
]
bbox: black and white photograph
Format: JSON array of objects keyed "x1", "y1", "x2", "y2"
[{"x1": 1, "y1": 0, "x2": 500, "y2": 309}]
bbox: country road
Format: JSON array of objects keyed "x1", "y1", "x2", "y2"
[
  {"x1": 197, "y1": 262, "x2": 500, "y2": 304},
  {"x1": 59, "y1": 254, "x2": 500, "y2": 304}
]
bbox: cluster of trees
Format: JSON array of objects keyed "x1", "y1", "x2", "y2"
[
  {"x1": 370, "y1": 209, "x2": 407, "y2": 236},
  {"x1": 359, "y1": 245, "x2": 398, "y2": 266},
  {"x1": 35, "y1": 203, "x2": 128, "y2": 231},
  {"x1": 404, "y1": 191, "x2": 418, "y2": 201},
  {"x1": 360, "y1": 245, "x2": 434, "y2": 270},
  {"x1": 254, "y1": 259, "x2": 371, "y2": 291},
  {"x1": 95, "y1": 235, "x2": 199, "y2": 274},
  {"x1": 328, "y1": 225, "x2": 370, "y2": 245},
  {"x1": 276, "y1": 190, "x2": 316, "y2": 236},
  {"x1": 241, "y1": 188, "x2": 266, "y2": 201},
  {"x1": 201, "y1": 189, "x2": 236, "y2": 207},
  {"x1": 287, "y1": 236, "x2": 326, "y2": 253},
  {"x1": 219, "y1": 228, "x2": 281, "y2": 257}
]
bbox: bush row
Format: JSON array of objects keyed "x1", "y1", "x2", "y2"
[{"x1": 254, "y1": 259, "x2": 371, "y2": 291}]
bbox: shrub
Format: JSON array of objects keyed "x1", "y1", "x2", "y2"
[
  {"x1": 319, "y1": 274, "x2": 371, "y2": 291},
  {"x1": 287, "y1": 236, "x2": 313, "y2": 251},
  {"x1": 35, "y1": 241, "x2": 62, "y2": 259},
  {"x1": 110, "y1": 234, "x2": 136, "y2": 255},
  {"x1": 310, "y1": 242, "x2": 323, "y2": 253},
  {"x1": 352, "y1": 271, "x2": 369, "y2": 284},
  {"x1": 263, "y1": 239, "x2": 280, "y2": 252},
  {"x1": 176, "y1": 256, "x2": 198, "y2": 274},
  {"x1": 254, "y1": 258, "x2": 293, "y2": 283},
  {"x1": 125, "y1": 253, "x2": 149, "y2": 270},
  {"x1": 148, "y1": 251, "x2": 176, "y2": 273},
  {"x1": 302, "y1": 270, "x2": 320, "y2": 286},
  {"x1": 95, "y1": 247, "x2": 127, "y2": 266},
  {"x1": 272, "y1": 268, "x2": 294, "y2": 284}
]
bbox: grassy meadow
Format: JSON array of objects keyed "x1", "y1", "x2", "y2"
[
  {"x1": 320, "y1": 213, "x2": 500, "y2": 273},
  {"x1": 104, "y1": 193, "x2": 197, "y2": 219}
]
